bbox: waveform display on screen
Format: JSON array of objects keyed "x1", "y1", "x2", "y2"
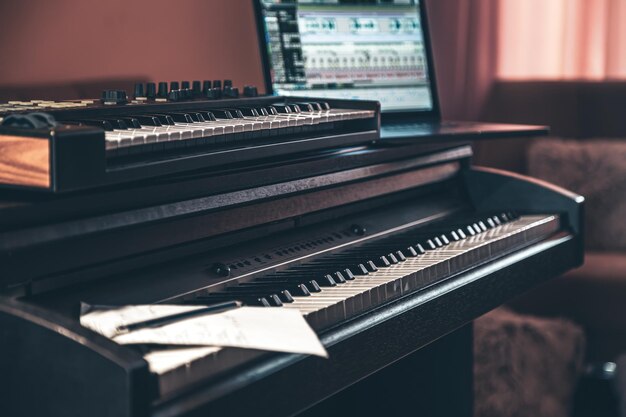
[{"x1": 260, "y1": 0, "x2": 433, "y2": 111}]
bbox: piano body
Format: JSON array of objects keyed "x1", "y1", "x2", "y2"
[{"x1": 0, "y1": 96, "x2": 583, "y2": 416}]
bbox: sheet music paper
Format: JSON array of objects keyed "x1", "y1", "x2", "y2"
[
  {"x1": 80, "y1": 304, "x2": 328, "y2": 358},
  {"x1": 143, "y1": 346, "x2": 222, "y2": 374}
]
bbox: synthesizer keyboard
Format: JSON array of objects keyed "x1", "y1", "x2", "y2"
[{"x1": 0, "y1": 81, "x2": 379, "y2": 192}]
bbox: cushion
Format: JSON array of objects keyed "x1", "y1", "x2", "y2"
[
  {"x1": 474, "y1": 307, "x2": 586, "y2": 417},
  {"x1": 528, "y1": 138, "x2": 626, "y2": 251}
]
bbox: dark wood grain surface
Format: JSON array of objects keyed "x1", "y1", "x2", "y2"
[{"x1": 0, "y1": 134, "x2": 49, "y2": 188}]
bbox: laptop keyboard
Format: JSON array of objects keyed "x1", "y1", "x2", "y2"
[
  {"x1": 383, "y1": 122, "x2": 462, "y2": 131},
  {"x1": 383, "y1": 123, "x2": 431, "y2": 131}
]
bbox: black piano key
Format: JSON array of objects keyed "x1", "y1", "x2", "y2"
[
  {"x1": 387, "y1": 253, "x2": 399, "y2": 264},
  {"x1": 260, "y1": 277, "x2": 322, "y2": 293},
  {"x1": 225, "y1": 290, "x2": 284, "y2": 306},
  {"x1": 225, "y1": 287, "x2": 293, "y2": 303},
  {"x1": 406, "y1": 246, "x2": 418, "y2": 257},
  {"x1": 158, "y1": 113, "x2": 195, "y2": 123},
  {"x1": 212, "y1": 109, "x2": 235, "y2": 119},
  {"x1": 239, "y1": 281, "x2": 311, "y2": 297},
  {"x1": 376, "y1": 256, "x2": 391, "y2": 268},
  {"x1": 366, "y1": 260, "x2": 378, "y2": 272},
  {"x1": 72, "y1": 120, "x2": 115, "y2": 131},
  {"x1": 440, "y1": 235, "x2": 450, "y2": 245},
  {"x1": 271, "y1": 104, "x2": 292, "y2": 114},
  {"x1": 189, "y1": 294, "x2": 272, "y2": 307},
  {"x1": 333, "y1": 271, "x2": 348, "y2": 283},
  {"x1": 167, "y1": 112, "x2": 206, "y2": 123},
  {"x1": 472, "y1": 223, "x2": 482, "y2": 234},
  {"x1": 307, "y1": 257, "x2": 371, "y2": 275},
  {"x1": 223, "y1": 109, "x2": 245, "y2": 118},
  {"x1": 193, "y1": 113, "x2": 206, "y2": 122},
  {"x1": 310, "y1": 274, "x2": 337, "y2": 287},
  {"x1": 117, "y1": 117, "x2": 142, "y2": 129},
  {"x1": 433, "y1": 237, "x2": 443, "y2": 247},
  {"x1": 324, "y1": 274, "x2": 340, "y2": 285},
  {"x1": 294, "y1": 102, "x2": 315, "y2": 112},
  {"x1": 143, "y1": 114, "x2": 176, "y2": 125},
  {"x1": 197, "y1": 111, "x2": 217, "y2": 122},
  {"x1": 131, "y1": 115, "x2": 163, "y2": 126},
  {"x1": 100, "y1": 119, "x2": 129, "y2": 130},
  {"x1": 238, "y1": 107, "x2": 260, "y2": 117},
  {"x1": 343, "y1": 269, "x2": 355, "y2": 280},
  {"x1": 395, "y1": 250, "x2": 407, "y2": 261},
  {"x1": 274, "y1": 268, "x2": 334, "y2": 286}
]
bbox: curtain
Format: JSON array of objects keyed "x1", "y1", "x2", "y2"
[
  {"x1": 498, "y1": 0, "x2": 626, "y2": 80},
  {"x1": 427, "y1": 0, "x2": 500, "y2": 120}
]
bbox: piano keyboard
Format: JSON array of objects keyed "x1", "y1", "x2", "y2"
[
  {"x1": 139, "y1": 211, "x2": 562, "y2": 383},
  {"x1": 0, "y1": 87, "x2": 380, "y2": 191},
  {"x1": 177, "y1": 213, "x2": 560, "y2": 330},
  {"x1": 73, "y1": 102, "x2": 374, "y2": 155}
]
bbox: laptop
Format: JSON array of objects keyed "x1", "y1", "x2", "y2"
[{"x1": 253, "y1": 0, "x2": 546, "y2": 143}]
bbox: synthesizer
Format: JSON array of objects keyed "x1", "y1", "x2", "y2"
[{"x1": 0, "y1": 80, "x2": 379, "y2": 192}]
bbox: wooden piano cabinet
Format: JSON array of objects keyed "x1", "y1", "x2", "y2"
[
  {"x1": 0, "y1": 144, "x2": 584, "y2": 417},
  {"x1": 300, "y1": 324, "x2": 474, "y2": 417}
]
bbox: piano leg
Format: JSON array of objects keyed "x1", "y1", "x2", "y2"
[{"x1": 300, "y1": 323, "x2": 474, "y2": 417}]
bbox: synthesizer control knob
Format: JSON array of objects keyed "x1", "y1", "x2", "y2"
[
  {"x1": 202, "y1": 80, "x2": 212, "y2": 94},
  {"x1": 213, "y1": 80, "x2": 222, "y2": 90},
  {"x1": 192, "y1": 80, "x2": 202, "y2": 97},
  {"x1": 223, "y1": 86, "x2": 239, "y2": 98},
  {"x1": 168, "y1": 89, "x2": 181, "y2": 101},
  {"x1": 170, "y1": 81, "x2": 180, "y2": 91},
  {"x1": 181, "y1": 81, "x2": 190, "y2": 90},
  {"x1": 181, "y1": 88, "x2": 192, "y2": 100},
  {"x1": 133, "y1": 83, "x2": 146, "y2": 100},
  {"x1": 223, "y1": 79, "x2": 233, "y2": 89},
  {"x1": 351, "y1": 224, "x2": 367, "y2": 236},
  {"x1": 243, "y1": 85, "x2": 258, "y2": 97},
  {"x1": 206, "y1": 87, "x2": 221, "y2": 99},
  {"x1": 157, "y1": 82, "x2": 168, "y2": 99},
  {"x1": 146, "y1": 82, "x2": 156, "y2": 99},
  {"x1": 101, "y1": 90, "x2": 128, "y2": 105},
  {"x1": 212, "y1": 263, "x2": 231, "y2": 277}
]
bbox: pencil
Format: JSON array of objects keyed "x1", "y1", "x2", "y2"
[{"x1": 116, "y1": 300, "x2": 242, "y2": 334}]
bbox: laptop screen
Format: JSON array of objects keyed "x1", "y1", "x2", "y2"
[{"x1": 256, "y1": 0, "x2": 435, "y2": 113}]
